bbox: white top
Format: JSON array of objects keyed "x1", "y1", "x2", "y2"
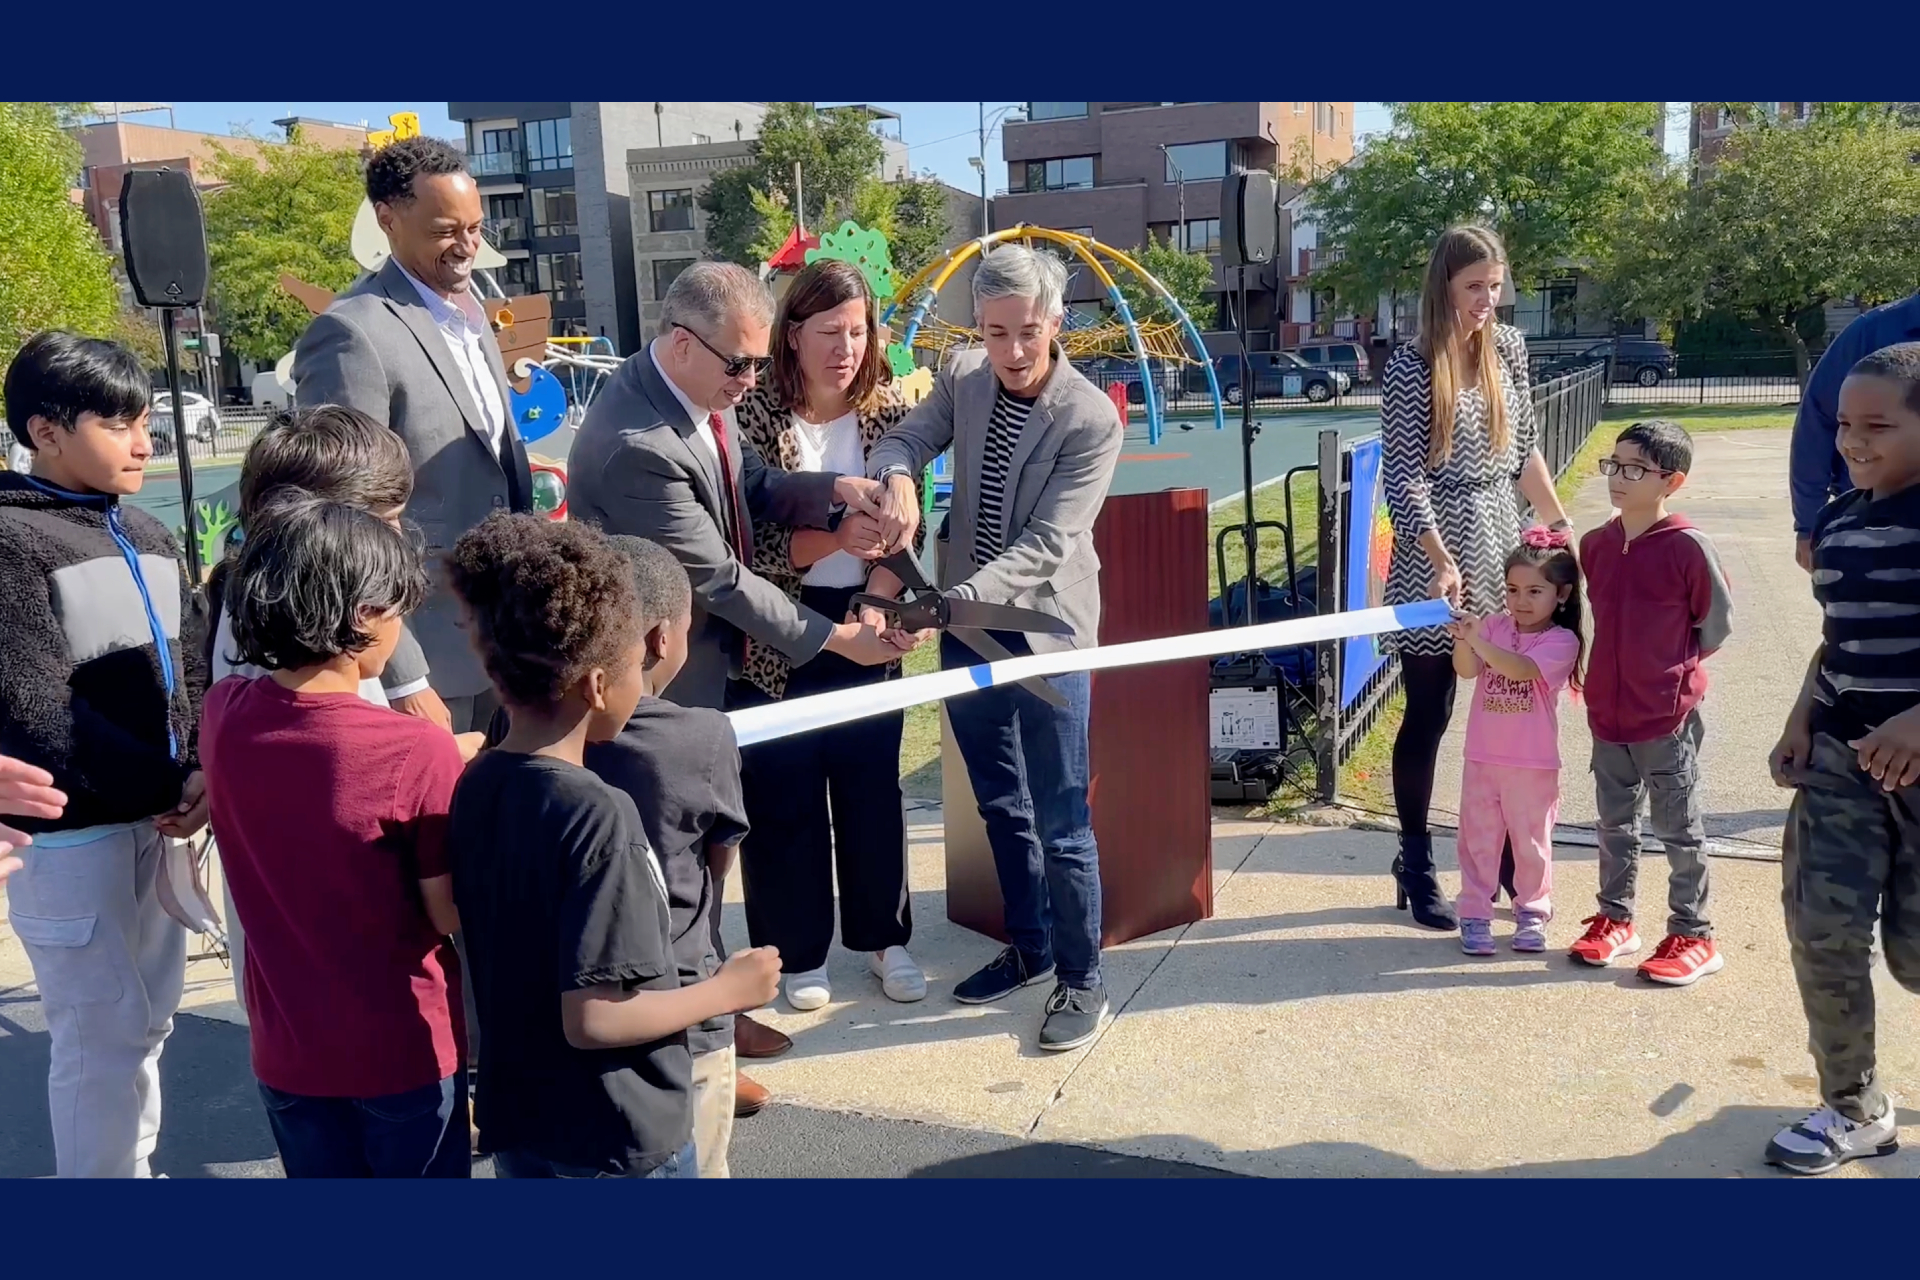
[
  {"x1": 792, "y1": 410, "x2": 867, "y2": 589},
  {"x1": 211, "y1": 607, "x2": 389, "y2": 706},
  {"x1": 648, "y1": 341, "x2": 725, "y2": 471},
  {"x1": 396, "y1": 263, "x2": 508, "y2": 457}
]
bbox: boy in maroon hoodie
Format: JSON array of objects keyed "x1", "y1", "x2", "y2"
[{"x1": 1570, "y1": 420, "x2": 1733, "y2": 984}]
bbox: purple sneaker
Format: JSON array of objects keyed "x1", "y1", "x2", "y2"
[
  {"x1": 1512, "y1": 910, "x2": 1550, "y2": 953},
  {"x1": 1460, "y1": 918, "x2": 1496, "y2": 956}
]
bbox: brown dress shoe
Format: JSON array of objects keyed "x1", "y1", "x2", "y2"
[
  {"x1": 734, "y1": 1012, "x2": 793, "y2": 1059},
  {"x1": 734, "y1": 1071, "x2": 771, "y2": 1118}
]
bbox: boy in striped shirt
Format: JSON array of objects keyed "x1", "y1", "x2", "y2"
[{"x1": 1767, "y1": 342, "x2": 1920, "y2": 1175}]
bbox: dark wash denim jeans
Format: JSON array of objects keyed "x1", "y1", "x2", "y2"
[
  {"x1": 258, "y1": 1072, "x2": 469, "y2": 1178},
  {"x1": 940, "y1": 632, "x2": 1103, "y2": 989},
  {"x1": 493, "y1": 1139, "x2": 698, "y2": 1179}
]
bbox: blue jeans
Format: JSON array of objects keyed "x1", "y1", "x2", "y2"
[
  {"x1": 941, "y1": 632, "x2": 1103, "y2": 988},
  {"x1": 493, "y1": 1140, "x2": 699, "y2": 1179},
  {"x1": 259, "y1": 1073, "x2": 469, "y2": 1178}
]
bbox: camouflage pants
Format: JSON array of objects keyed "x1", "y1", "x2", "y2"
[{"x1": 1782, "y1": 732, "x2": 1920, "y2": 1122}]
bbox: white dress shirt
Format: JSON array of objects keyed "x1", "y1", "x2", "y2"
[
  {"x1": 396, "y1": 263, "x2": 508, "y2": 456},
  {"x1": 648, "y1": 340, "x2": 724, "y2": 471},
  {"x1": 792, "y1": 410, "x2": 866, "y2": 588}
]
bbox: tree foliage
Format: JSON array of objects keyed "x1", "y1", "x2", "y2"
[
  {"x1": 1306, "y1": 102, "x2": 1664, "y2": 322},
  {"x1": 1596, "y1": 111, "x2": 1920, "y2": 382},
  {"x1": 700, "y1": 104, "x2": 888, "y2": 267},
  {"x1": 1117, "y1": 233, "x2": 1218, "y2": 328},
  {"x1": 202, "y1": 128, "x2": 365, "y2": 364},
  {"x1": 0, "y1": 102, "x2": 121, "y2": 395}
]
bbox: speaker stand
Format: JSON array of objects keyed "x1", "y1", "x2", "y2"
[
  {"x1": 1234, "y1": 264, "x2": 1259, "y2": 626},
  {"x1": 160, "y1": 308, "x2": 203, "y2": 582}
]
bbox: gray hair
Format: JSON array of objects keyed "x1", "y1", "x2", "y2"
[
  {"x1": 660, "y1": 260, "x2": 774, "y2": 336},
  {"x1": 971, "y1": 244, "x2": 1067, "y2": 321}
]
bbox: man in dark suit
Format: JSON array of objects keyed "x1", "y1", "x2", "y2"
[
  {"x1": 568, "y1": 260, "x2": 899, "y2": 1111},
  {"x1": 569, "y1": 261, "x2": 897, "y2": 708},
  {"x1": 293, "y1": 136, "x2": 533, "y2": 736}
]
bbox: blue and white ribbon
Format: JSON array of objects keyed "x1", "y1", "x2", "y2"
[{"x1": 727, "y1": 599, "x2": 1453, "y2": 747}]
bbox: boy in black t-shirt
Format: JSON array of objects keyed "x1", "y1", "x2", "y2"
[
  {"x1": 584, "y1": 536, "x2": 750, "y2": 1179},
  {"x1": 1766, "y1": 342, "x2": 1920, "y2": 1176},
  {"x1": 445, "y1": 515, "x2": 779, "y2": 1179}
]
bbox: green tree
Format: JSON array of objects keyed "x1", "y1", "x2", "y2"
[
  {"x1": 0, "y1": 102, "x2": 121, "y2": 396},
  {"x1": 883, "y1": 176, "x2": 952, "y2": 281},
  {"x1": 700, "y1": 104, "x2": 887, "y2": 267},
  {"x1": 202, "y1": 128, "x2": 365, "y2": 364},
  {"x1": 1598, "y1": 112, "x2": 1920, "y2": 384},
  {"x1": 1117, "y1": 233, "x2": 1217, "y2": 328},
  {"x1": 1307, "y1": 101, "x2": 1664, "y2": 333}
]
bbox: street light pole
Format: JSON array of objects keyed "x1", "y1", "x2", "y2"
[
  {"x1": 978, "y1": 102, "x2": 988, "y2": 233},
  {"x1": 1158, "y1": 144, "x2": 1185, "y2": 247}
]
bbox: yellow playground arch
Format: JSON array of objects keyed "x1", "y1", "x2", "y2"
[{"x1": 880, "y1": 225, "x2": 1227, "y2": 445}]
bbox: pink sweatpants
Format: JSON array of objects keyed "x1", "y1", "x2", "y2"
[{"x1": 1455, "y1": 760, "x2": 1558, "y2": 921}]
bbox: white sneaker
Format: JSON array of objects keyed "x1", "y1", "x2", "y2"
[
  {"x1": 870, "y1": 946, "x2": 927, "y2": 1003},
  {"x1": 784, "y1": 966, "x2": 831, "y2": 1011},
  {"x1": 1765, "y1": 1101, "x2": 1899, "y2": 1175}
]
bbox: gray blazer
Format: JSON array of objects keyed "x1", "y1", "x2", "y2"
[
  {"x1": 291, "y1": 259, "x2": 533, "y2": 700},
  {"x1": 567, "y1": 348, "x2": 839, "y2": 711},
  {"x1": 866, "y1": 346, "x2": 1122, "y2": 653}
]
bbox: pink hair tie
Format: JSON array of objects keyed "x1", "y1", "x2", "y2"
[{"x1": 1521, "y1": 525, "x2": 1570, "y2": 550}]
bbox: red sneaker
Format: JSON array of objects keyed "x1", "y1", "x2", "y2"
[
  {"x1": 1638, "y1": 934, "x2": 1724, "y2": 986},
  {"x1": 1569, "y1": 914, "x2": 1641, "y2": 966}
]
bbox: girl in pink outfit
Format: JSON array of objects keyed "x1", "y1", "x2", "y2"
[{"x1": 1446, "y1": 527, "x2": 1586, "y2": 955}]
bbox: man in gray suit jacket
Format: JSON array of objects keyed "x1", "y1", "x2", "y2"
[
  {"x1": 569, "y1": 261, "x2": 897, "y2": 713},
  {"x1": 867, "y1": 245, "x2": 1123, "y2": 1054},
  {"x1": 293, "y1": 136, "x2": 532, "y2": 736}
]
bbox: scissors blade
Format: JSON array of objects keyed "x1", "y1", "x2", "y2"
[
  {"x1": 949, "y1": 627, "x2": 1068, "y2": 709},
  {"x1": 876, "y1": 548, "x2": 932, "y2": 594},
  {"x1": 942, "y1": 598, "x2": 1076, "y2": 638}
]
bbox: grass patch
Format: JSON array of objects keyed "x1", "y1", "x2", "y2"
[
  {"x1": 1206, "y1": 471, "x2": 1321, "y2": 600},
  {"x1": 1599, "y1": 403, "x2": 1795, "y2": 434},
  {"x1": 899, "y1": 641, "x2": 944, "y2": 800}
]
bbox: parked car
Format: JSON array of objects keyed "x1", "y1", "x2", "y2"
[
  {"x1": 1288, "y1": 339, "x2": 1374, "y2": 385},
  {"x1": 1538, "y1": 338, "x2": 1678, "y2": 387},
  {"x1": 148, "y1": 390, "x2": 221, "y2": 456},
  {"x1": 1195, "y1": 351, "x2": 1350, "y2": 405},
  {"x1": 1075, "y1": 356, "x2": 1181, "y2": 405}
]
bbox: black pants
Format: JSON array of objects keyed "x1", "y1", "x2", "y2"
[
  {"x1": 1392, "y1": 651, "x2": 1513, "y2": 882},
  {"x1": 734, "y1": 585, "x2": 912, "y2": 974}
]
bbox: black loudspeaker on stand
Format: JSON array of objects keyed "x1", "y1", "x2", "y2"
[{"x1": 119, "y1": 167, "x2": 211, "y2": 581}]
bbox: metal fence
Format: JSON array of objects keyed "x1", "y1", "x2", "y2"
[
  {"x1": 1085, "y1": 346, "x2": 1805, "y2": 431},
  {"x1": 1307, "y1": 363, "x2": 1609, "y2": 802}
]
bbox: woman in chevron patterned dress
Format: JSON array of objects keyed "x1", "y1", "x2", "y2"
[{"x1": 1379, "y1": 225, "x2": 1574, "y2": 930}]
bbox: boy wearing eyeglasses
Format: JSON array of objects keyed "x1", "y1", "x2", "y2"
[{"x1": 1570, "y1": 420, "x2": 1733, "y2": 984}]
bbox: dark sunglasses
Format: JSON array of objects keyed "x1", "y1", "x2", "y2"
[
  {"x1": 674, "y1": 323, "x2": 771, "y2": 380},
  {"x1": 1597, "y1": 457, "x2": 1673, "y2": 483}
]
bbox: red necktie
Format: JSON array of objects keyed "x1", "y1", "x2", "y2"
[{"x1": 707, "y1": 412, "x2": 754, "y2": 564}]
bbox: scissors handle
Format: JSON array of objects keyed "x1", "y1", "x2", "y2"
[{"x1": 849, "y1": 592, "x2": 945, "y2": 633}]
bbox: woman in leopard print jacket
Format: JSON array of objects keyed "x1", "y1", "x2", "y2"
[{"x1": 729, "y1": 259, "x2": 929, "y2": 1015}]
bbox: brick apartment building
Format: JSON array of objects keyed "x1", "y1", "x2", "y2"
[{"x1": 990, "y1": 102, "x2": 1353, "y2": 343}]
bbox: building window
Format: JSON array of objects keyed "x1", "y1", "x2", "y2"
[
  {"x1": 531, "y1": 186, "x2": 577, "y2": 237},
  {"x1": 1315, "y1": 102, "x2": 1334, "y2": 135},
  {"x1": 1794, "y1": 102, "x2": 1814, "y2": 122},
  {"x1": 1181, "y1": 218, "x2": 1221, "y2": 255},
  {"x1": 1755, "y1": 102, "x2": 1780, "y2": 122},
  {"x1": 1292, "y1": 102, "x2": 1305, "y2": 115},
  {"x1": 499, "y1": 258, "x2": 535, "y2": 294},
  {"x1": 479, "y1": 127, "x2": 519, "y2": 155},
  {"x1": 536, "y1": 251, "x2": 583, "y2": 301},
  {"x1": 1024, "y1": 156, "x2": 1094, "y2": 191},
  {"x1": 1027, "y1": 103, "x2": 1088, "y2": 121},
  {"x1": 690, "y1": 132, "x2": 711, "y2": 145},
  {"x1": 526, "y1": 117, "x2": 572, "y2": 172},
  {"x1": 1544, "y1": 277, "x2": 1578, "y2": 338},
  {"x1": 488, "y1": 194, "x2": 524, "y2": 222},
  {"x1": 652, "y1": 257, "x2": 696, "y2": 298},
  {"x1": 648, "y1": 188, "x2": 696, "y2": 233},
  {"x1": 1163, "y1": 141, "x2": 1228, "y2": 182}
]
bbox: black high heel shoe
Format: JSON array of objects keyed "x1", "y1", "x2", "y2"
[{"x1": 1391, "y1": 835, "x2": 1458, "y2": 931}]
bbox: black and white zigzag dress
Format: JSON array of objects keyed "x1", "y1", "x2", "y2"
[{"x1": 1380, "y1": 324, "x2": 1538, "y2": 657}]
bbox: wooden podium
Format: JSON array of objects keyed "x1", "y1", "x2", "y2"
[{"x1": 943, "y1": 488, "x2": 1213, "y2": 946}]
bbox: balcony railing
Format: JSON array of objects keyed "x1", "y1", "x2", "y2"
[
  {"x1": 467, "y1": 150, "x2": 524, "y2": 178},
  {"x1": 484, "y1": 217, "x2": 526, "y2": 245}
]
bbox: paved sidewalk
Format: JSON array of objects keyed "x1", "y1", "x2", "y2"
[{"x1": 7, "y1": 427, "x2": 1917, "y2": 1177}]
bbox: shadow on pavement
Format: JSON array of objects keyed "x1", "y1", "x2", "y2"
[{"x1": 0, "y1": 998, "x2": 280, "y2": 1179}]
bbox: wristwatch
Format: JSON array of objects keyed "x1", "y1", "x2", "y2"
[{"x1": 877, "y1": 464, "x2": 915, "y2": 485}]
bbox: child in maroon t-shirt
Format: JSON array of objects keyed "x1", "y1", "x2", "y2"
[{"x1": 200, "y1": 491, "x2": 468, "y2": 1178}]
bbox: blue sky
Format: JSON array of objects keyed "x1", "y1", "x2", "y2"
[{"x1": 160, "y1": 102, "x2": 1691, "y2": 189}]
